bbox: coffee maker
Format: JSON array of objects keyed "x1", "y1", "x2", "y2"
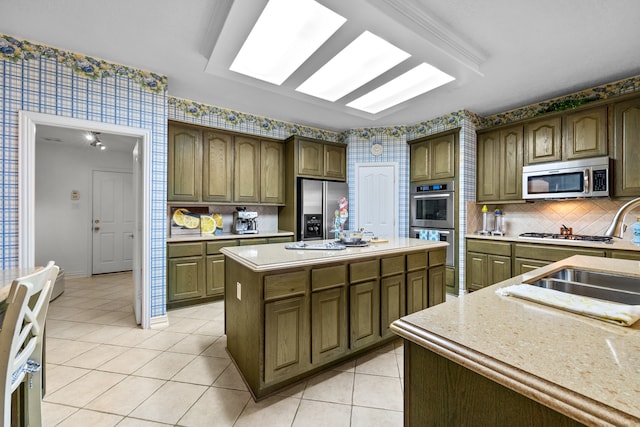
[{"x1": 232, "y1": 207, "x2": 258, "y2": 234}]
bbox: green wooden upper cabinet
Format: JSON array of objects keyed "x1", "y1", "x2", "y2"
[
  {"x1": 167, "y1": 122, "x2": 285, "y2": 205},
  {"x1": 296, "y1": 137, "x2": 346, "y2": 181},
  {"x1": 612, "y1": 97, "x2": 640, "y2": 197},
  {"x1": 409, "y1": 130, "x2": 457, "y2": 182},
  {"x1": 477, "y1": 124, "x2": 523, "y2": 203}
]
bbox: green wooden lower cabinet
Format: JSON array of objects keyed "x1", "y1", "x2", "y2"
[
  {"x1": 404, "y1": 341, "x2": 584, "y2": 426},
  {"x1": 224, "y1": 247, "x2": 446, "y2": 400},
  {"x1": 206, "y1": 254, "x2": 225, "y2": 297}
]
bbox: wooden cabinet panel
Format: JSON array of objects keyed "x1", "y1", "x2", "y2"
[
  {"x1": 206, "y1": 254, "x2": 225, "y2": 297},
  {"x1": 477, "y1": 131, "x2": 500, "y2": 201},
  {"x1": 563, "y1": 106, "x2": 607, "y2": 160},
  {"x1": 260, "y1": 140, "x2": 285, "y2": 204},
  {"x1": 428, "y1": 265, "x2": 445, "y2": 306},
  {"x1": 202, "y1": 130, "x2": 233, "y2": 202},
  {"x1": 524, "y1": 116, "x2": 562, "y2": 165},
  {"x1": 264, "y1": 297, "x2": 308, "y2": 383},
  {"x1": 238, "y1": 238, "x2": 269, "y2": 246},
  {"x1": 429, "y1": 249, "x2": 446, "y2": 267},
  {"x1": 613, "y1": 97, "x2": 640, "y2": 197},
  {"x1": 234, "y1": 136, "x2": 260, "y2": 203},
  {"x1": 167, "y1": 242, "x2": 203, "y2": 258},
  {"x1": 467, "y1": 239, "x2": 511, "y2": 256},
  {"x1": 312, "y1": 265, "x2": 346, "y2": 292},
  {"x1": 267, "y1": 236, "x2": 294, "y2": 244},
  {"x1": 349, "y1": 280, "x2": 380, "y2": 350},
  {"x1": 406, "y1": 270, "x2": 427, "y2": 314},
  {"x1": 381, "y1": 255, "x2": 405, "y2": 277},
  {"x1": 410, "y1": 131, "x2": 456, "y2": 182},
  {"x1": 168, "y1": 256, "x2": 205, "y2": 302},
  {"x1": 487, "y1": 255, "x2": 511, "y2": 285},
  {"x1": 168, "y1": 126, "x2": 201, "y2": 201},
  {"x1": 324, "y1": 144, "x2": 346, "y2": 180},
  {"x1": 407, "y1": 252, "x2": 427, "y2": 271},
  {"x1": 513, "y1": 243, "x2": 605, "y2": 262},
  {"x1": 609, "y1": 250, "x2": 640, "y2": 261},
  {"x1": 381, "y1": 274, "x2": 405, "y2": 338},
  {"x1": 350, "y1": 260, "x2": 379, "y2": 283},
  {"x1": 311, "y1": 286, "x2": 348, "y2": 364},
  {"x1": 513, "y1": 258, "x2": 550, "y2": 275},
  {"x1": 466, "y1": 252, "x2": 487, "y2": 292},
  {"x1": 206, "y1": 240, "x2": 238, "y2": 255},
  {"x1": 499, "y1": 125, "x2": 523, "y2": 200},
  {"x1": 298, "y1": 139, "x2": 323, "y2": 177},
  {"x1": 264, "y1": 270, "x2": 308, "y2": 301}
]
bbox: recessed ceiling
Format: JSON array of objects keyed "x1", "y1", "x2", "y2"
[
  {"x1": 36, "y1": 125, "x2": 138, "y2": 153},
  {"x1": 1, "y1": 0, "x2": 640, "y2": 131}
]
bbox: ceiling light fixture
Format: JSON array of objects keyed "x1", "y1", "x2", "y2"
[
  {"x1": 87, "y1": 131, "x2": 106, "y2": 150},
  {"x1": 296, "y1": 31, "x2": 411, "y2": 102},
  {"x1": 229, "y1": 0, "x2": 346, "y2": 85},
  {"x1": 346, "y1": 62, "x2": 455, "y2": 114}
]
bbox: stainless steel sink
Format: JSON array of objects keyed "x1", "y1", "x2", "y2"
[{"x1": 526, "y1": 268, "x2": 640, "y2": 305}]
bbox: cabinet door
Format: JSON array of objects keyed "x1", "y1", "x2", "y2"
[
  {"x1": 381, "y1": 275, "x2": 405, "y2": 339},
  {"x1": 499, "y1": 125, "x2": 523, "y2": 200},
  {"x1": 206, "y1": 254, "x2": 225, "y2": 297},
  {"x1": 487, "y1": 255, "x2": 511, "y2": 286},
  {"x1": 613, "y1": 97, "x2": 640, "y2": 197},
  {"x1": 513, "y1": 258, "x2": 550, "y2": 275},
  {"x1": 168, "y1": 255, "x2": 205, "y2": 301},
  {"x1": 168, "y1": 125, "x2": 201, "y2": 201},
  {"x1": 324, "y1": 144, "x2": 346, "y2": 180},
  {"x1": 430, "y1": 133, "x2": 455, "y2": 180},
  {"x1": 563, "y1": 106, "x2": 607, "y2": 160},
  {"x1": 477, "y1": 131, "x2": 500, "y2": 202},
  {"x1": 428, "y1": 265, "x2": 445, "y2": 307},
  {"x1": 524, "y1": 117, "x2": 562, "y2": 165},
  {"x1": 410, "y1": 141, "x2": 430, "y2": 182},
  {"x1": 298, "y1": 139, "x2": 323, "y2": 177},
  {"x1": 465, "y1": 252, "x2": 487, "y2": 292},
  {"x1": 202, "y1": 130, "x2": 233, "y2": 202},
  {"x1": 349, "y1": 281, "x2": 380, "y2": 350},
  {"x1": 260, "y1": 140, "x2": 285, "y2": 204},
  {"x1": 264, "y1": 297, "x2": 308, "y2": 383},
  {"x1": 234, "y1": 136, "x2": 260, "y2": 203},
  {"x1": 311, "y1": 286, "x2": 348, "y2": 364},
  {"x1": 406, "y1": 270, "x2": 427, "y2": 314}
]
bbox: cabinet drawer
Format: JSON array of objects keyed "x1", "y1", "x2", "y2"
[
  {"x1": 429, "y1": 249, "x2": 446, "y2": 267},
  {"x1": 349, "y1": 260, "x2": 379, "y2": 283},
  {"x1": 268, "y1": 236, "x2": 294, "y2": 244},
  {"x1": 206, "y1": 240, "x2": 238, "y2": 255},
  {"x1": 168, "y1": 242, "x2": 203, "y2": 258},
  {"x1": 466, "y1": 239, "x2": 511, "y2": 256},
  {"x1": 239, "y1": 238, "x2": 269, "y2": 246},
  {"x1": 381, "y1": 255, "x2": 405, "y2": 277},
  {"x1": 312, "y1": 265, "x2": 346, "y2": 291},
  {"x1": 514, "y1": 243, "x2": 605, "y2": 262},
  {"x1": 407, "y1": 252, "x2": 427, "y2": 271},
  {"x1": 264, "y1": 270, "x2": 308, "y2": 301}
]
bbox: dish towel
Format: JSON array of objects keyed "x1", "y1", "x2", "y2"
[
  {"x1": 419, "y1": 229, "x2": 440, "y2": 241},
  {"x1": 496, "y1": 284, "x2": 640, "y2": 327}
]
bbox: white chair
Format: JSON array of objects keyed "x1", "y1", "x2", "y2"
[{"x1": 0, "y1": 261, "x2": 59, "y2": 427}]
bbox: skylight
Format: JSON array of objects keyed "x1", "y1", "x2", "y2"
[
  {"x1": 229, "y1": 0, "x2": 346, "y2": 85},
  {"x1": 346, "y1": 63, "x2": 455, "y2": 114},
  {"x1": 296, "y1": 31, "x2": 411, "y2": 102}
]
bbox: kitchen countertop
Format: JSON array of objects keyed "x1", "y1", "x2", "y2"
[
  {"x1": 466, "y1": 233, "x2": 640, "y2": 252},
  {"x1": 391, "y1": 255, "x2": 640, "y2": 426},
  {"x1": 167, "y1": 230, "x2": 294, "y2": 243},
  {"x1": 220, "y1": 237, "x2": 448, "y2": 272}
]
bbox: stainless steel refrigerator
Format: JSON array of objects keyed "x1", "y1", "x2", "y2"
[{"x1": 298, "y1": 178, "x2": 349, "y2": 240}]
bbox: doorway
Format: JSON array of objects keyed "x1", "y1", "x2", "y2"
[
  {"x1": 355, "y1": 163, "x2": 398, "y2": 237},
  {"x1": 19, "y1": 111, "x2": 153, "y2": 328}
]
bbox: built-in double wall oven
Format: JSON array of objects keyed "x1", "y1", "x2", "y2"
[{"x1": 410, "y1": 181, "x2": 455, "y2": 267}]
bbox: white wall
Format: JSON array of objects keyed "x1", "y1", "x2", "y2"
[{"x1": 35, "y1": 141, "x2": 133, "y2": 277}]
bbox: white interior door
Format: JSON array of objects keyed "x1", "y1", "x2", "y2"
[
  {"x1": 92, "y1": 170, "x2": 134, "y2": 274},
  {"x1": 356, "y1": 164, "x2": 398, "y2": 237}
]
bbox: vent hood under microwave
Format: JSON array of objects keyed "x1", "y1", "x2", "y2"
[{"x1": 522, "y1": 156, "x2": 610, "y2": 200}]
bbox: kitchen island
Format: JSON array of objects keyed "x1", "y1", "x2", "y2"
[
  {"x1": 392, "y1": 255, "x2": 640, "y2": 426},
  {"x1": 221, "y1": 237, "x2": 448, "y2": 400}
]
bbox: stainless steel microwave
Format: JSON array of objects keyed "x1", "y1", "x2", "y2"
[{"x1": 522, "y1": 156, "x2": 610, "y2": 199}]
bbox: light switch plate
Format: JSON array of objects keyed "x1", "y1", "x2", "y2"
[{"x1": 236, "y1": 282, "x2": 241, "y2": 301}]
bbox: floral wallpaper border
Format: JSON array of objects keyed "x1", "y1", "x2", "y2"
[{"x1": 0, "y1": 34, "x2": 167, "y2": 93}]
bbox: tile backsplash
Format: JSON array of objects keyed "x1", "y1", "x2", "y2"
[{"x1": 467, "y1": 199, "x2": 635, "y2": 240}]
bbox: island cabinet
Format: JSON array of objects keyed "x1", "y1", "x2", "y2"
[
  {"x1": 409, "y1": 130, "x2": 457, "y2": 182},
  {"x1": 168, "y1": 122, "x2": 285, "y2": 205},
  {"x1": 222, "y1": 241, "x2": 447, "y2": 400}
]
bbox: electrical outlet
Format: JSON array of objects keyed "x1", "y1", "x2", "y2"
[{"x1": 236, "y1": 282, "x2": 241, "y2": 301}]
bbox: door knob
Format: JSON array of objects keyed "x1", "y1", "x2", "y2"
[{"x1": 94, "y1": 226, "x2": 100, "y2": 232}]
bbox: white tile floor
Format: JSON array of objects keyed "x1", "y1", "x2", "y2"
[{"x1": 42, "y1": 273, "x2": 405, "y2": 426}]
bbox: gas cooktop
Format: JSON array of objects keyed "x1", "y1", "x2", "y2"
[{"x1": 518, "y1": 232, "x2": 613, "y2": 243}]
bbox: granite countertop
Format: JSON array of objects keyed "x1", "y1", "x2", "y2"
[
  {"x1": 466, "y1": 233, "x2": 640, "y2": 252},
  {"x1": 220, "y1": 237, "x2": 448, "y2": 272},
  {"x1": 167, "y1": 230, "x2": 294, "y2": 243},
  {"x1": 391, "y1": 255, "x2": 640, "y2": 426}
]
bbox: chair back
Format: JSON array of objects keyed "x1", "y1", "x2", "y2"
[{"x1": 0, "y1": 261, "x2": 59, "y2": 425}]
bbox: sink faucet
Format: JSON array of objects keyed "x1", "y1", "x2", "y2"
[{"x1": 603, "y1": 197, "x2": 640, "y2": 238}]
